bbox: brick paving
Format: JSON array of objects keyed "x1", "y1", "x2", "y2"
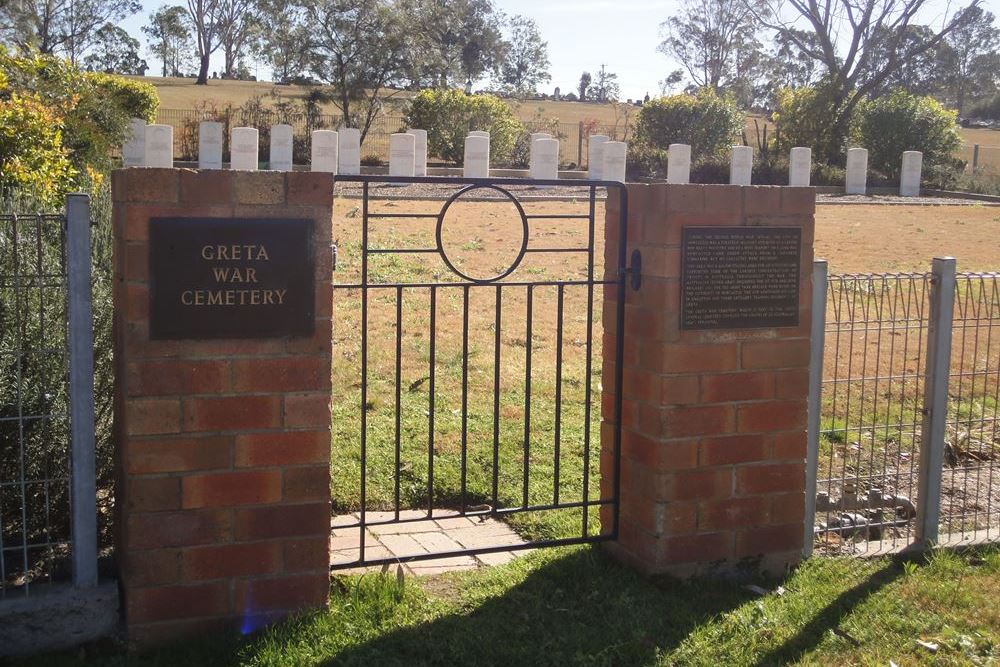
[{"x1": 330, "y1": 511, "x2": 527, "y2": 575}]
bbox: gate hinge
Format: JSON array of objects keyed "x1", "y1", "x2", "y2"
[
  {"x1": 625, "y1": 249, "x2": 641, "y2": 291},
  {"x1": 331, "y1": 243, "x2": 338, "y2": 272}
]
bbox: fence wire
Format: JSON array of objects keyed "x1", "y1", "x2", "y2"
[{"x1": 0, "y1": 213, "x2": 71, "y2": 597}]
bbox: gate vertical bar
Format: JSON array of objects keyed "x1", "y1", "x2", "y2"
[
  {"x1": 67, "y1": 193, "x2": 97, "y2": 588},
  {"x1": 803, "y1": 259, "x2": 827, "y2": 557},
  {"x1": 916, "y1": 256, "x2": 956, "y2": 546},
  {"x1": 610, "y1": 184, "x2": 629, "y2": 539}
]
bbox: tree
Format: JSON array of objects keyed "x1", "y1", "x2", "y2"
[
  {"x1": 258, "y1": 1, "x2": 311, "y2": 82},
  {"x1": 937, "y1": 6, "x2": 1000, "y2": 113},
  {"x1": 1, "y1": 0, "x2": 141, "y2": 62},
  {"x1": 749, "y1": 0, "x2": 981, "y2": 160},
  {"x1": 142, "y1": 6, "x2": 193, "y2": 77},
  {"x1": 299, "y1": 0, "x2": 408, "y2": 140},
  {"x1": 578, "y1": 71, "x2": 591, "y2": 101},
  {"x1": 83, "y1": 23, "x2": 146, "y2": 74},
  {"x1": 400, "y1": 0, "x2": 504, "y2": 88},
  {"x1": 186, "y1": 0, "x2": 223, "y2": 84},
  {"x1": 215, "y1": 0, "x2": 260, "y2": 78},
  {"x1": 593, "y1": 64, "x2": 619, "y2": 102},
  {"x1": 496, "y1": 15, "x2": 550, "y2": 96},
  {"x1": 658, "y1": 0, "x2": 766, "y2": 99}
]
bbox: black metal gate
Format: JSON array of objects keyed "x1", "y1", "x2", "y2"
[{"x1": 330, "y1": 176, "x2": 629, "y2": 569}]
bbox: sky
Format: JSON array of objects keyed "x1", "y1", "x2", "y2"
[
  {"x1": 117, "y1": 0, "x2": 680, "y2": 101},
  {"x1": 117, "y1": 0, "x2": 999, "y2": 101}
]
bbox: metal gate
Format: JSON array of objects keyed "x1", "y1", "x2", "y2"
[{"x1": 330, "y1": 176, "x2": 629, "y2": 568}]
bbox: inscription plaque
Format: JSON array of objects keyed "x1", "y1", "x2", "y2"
[
  {"x1": 681, "y1": 226, "x2": 801, "y2": 330},
  {"x1": 149, "y1": 218, "x2": 315, "y2": 339}
]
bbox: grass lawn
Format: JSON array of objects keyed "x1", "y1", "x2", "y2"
[{"x1": 19, "y1": 544, "x2": 1000, "y2": 666}]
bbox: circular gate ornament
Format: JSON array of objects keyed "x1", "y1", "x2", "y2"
[{"x1": 435, "y1": 185, "x2": 529, "y2": 283}]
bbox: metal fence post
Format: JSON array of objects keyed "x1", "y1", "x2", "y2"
[
  {"x1": 803, "y1": 259, "x2": 827, "y2": 557},
  {"x1": 67, "y1": 193, "x2": 98, "y2": 588},
  {"x1": 972, "y1": 144, "x2": 980, "y2": 172},
  {"x1": 916, "y1": 257, "x2": 956, "y2": 547}
]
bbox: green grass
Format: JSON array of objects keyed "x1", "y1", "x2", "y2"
[{"x1": 19, "y1": 545, "x2": 1000, "y2": 666}]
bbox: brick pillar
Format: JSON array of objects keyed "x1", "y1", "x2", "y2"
[
  {"x1": 603, "y1": 184, "x2": 815, "y2": 577},
  {"x1": 112, "y1": 168, "x2": 333, "y2": 644}
]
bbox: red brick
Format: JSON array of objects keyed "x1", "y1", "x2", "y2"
[
  {"x1": 737, "y1": 400, "x2": 806, "y2": 432},
  {"x1": 283, "y1": 466, "x2": 329, "y2": 502},
  {"x1": 126, "y1": 283, "x2": 149, "y2": 322},
  {"x1": 700, "y1": 434, "x2": 769, "y2": 465},
  {"x1": 124, "y1": 243, "x2": 149, "y2": 281},
  {"x1": 182, "y1": 541, "x2": 283, "y2": 580},
  {"x1": 735, "y1": 523, "x2": 802, "y2": 558},
  {"x1": 127, "y1": 509, "x2": 233, "y2": 549},
  {"x1": 287, "y1": 172, "x2": 334, "y2": 206},
  {"x1": 665, "y1": 184, "x2": 704, "y2": 212},
  {"x1": 179, "y1": 169, "x2": 233, "y2": 206},
  {"x1": 772, "y1": 431, "x2": 807, "y2": 459},
  {"x1": 234, "y1": 573, "x2": 328, "y2": 613},
  {"x1": 700, "y1": 372, "x2": 773, "y2": 403},
  {"x1": 662, "y1": 468, "x2": 732, "y2": 502},
  {"x1": 127, "y1": 476, "x2": 181, "y2": 512},
  {"x1": 127, "y1": 360, "x2": 230, "y2": 396},
  {"x1": 770, "y1": 492, "x2": 805, "y2": 524},
  {"x1": 774, "y1": 369, "x2": 809, "y2": 400},
  {"x1": 284, "y1": 393, "x2": 331, "y2": 428},
  {"x1": 183, "y1": 395, "x2": 282, "y2": 432},
  {"x1": 126, "y1": 398, "x2": 181, "y2": 436},
  {"x1": 127, "y1": 435, "x2": 233, "y2": 474},
  {"x1": 232, "y1": 357, "x2": 331, "y2": 393},
  {"x1": 127, "y1": 582, "x2": 229, "y2": 624},
  {"x1": 233, "y1": 171, "x2": 284, "y2": 205},
  {"x1": 283, "y1": 537, "x2": 330, "y2": 572},
  {"x1": 703, "y1": 185, "x2": 743, "y2": 223},
  {"x1": 640, "y1": 247, "x2": 681, "y2": 279},
  {"x1": 234, "y1": 503, "x2": 329, "y2": 541},
  {"x1": 664, "y1": 532, "x2": 731, "y2": 563},
  {"x1": 235, "y1": 430, "x2": 329, "y2": 467},
  {"x1": 736, "y1": 463, "x2": 805, "y2": 495},
  {"x1": 119, "y1": 168, "x2": 179, "y2": 204},
  {"x1": 741, "y1": 340, "x2": 811, "y2": 370},
  {"x1": 661, "y1": 375, "x2": 700, "y2": 405},
  {"x1": 781, "y1": 187, "x2": 816, "y2": 215},
  {"x1": 182, "y1": 470, "x2": 283, "y2": 508},
  {"x1": 661, "y1": 405, "x2": 734, "y2": 438},
  {"x1": 662, "y1": 343, "x2": 738, "y2": 373},
  {"x1": 128, "y1": 617, "x2": 238, "y2": 648},
  {"x1": 124, "y1": 548, "x2": 180, "y2": 587},
  {"x1": 662, "y1": 502, "x2": 698, "y2": 535},
  {"x1": 699, "y1": 496, "x2": 769, "y2": 531}
]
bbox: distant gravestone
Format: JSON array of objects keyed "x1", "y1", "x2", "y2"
[
  {"x1": 667, "y1": 143, "x2": 691, "y2": 184},
  {"x1": 603, "y1": 141, "x2": 627, "y2": 183},
  {"x1": 846, "y1": 148, "x2": 868, "y2": 195},
  {"x1": 311, "y1": 130, "x2": 338, "y2": 173},
  {"x1": 789, "y1": 147, "x2": 811, "y2": 187},
  {"x1": 588, "y1": 135, "x2": 609, "y2": 180},
  {"x1": 464, "y1": 135, "x2": 490, "y2": 178},
  {"x1": 144, "y1": 124, "x2": 173, "y2": 168},
  {"x1": 531, "y1": 138, "x2": 559, "y2": 180},
  {"x1": 269, "y1": 124, "x2": 293, "y2": 171},
  {"x1": 730, "y1": 145, "x2": 752, "y2": 186},
  {"x1": 338, "y1": 128, "x2": 361, "y2": 176},
  {"x1": 469, "y1": 131, "x2": 490, "y2": 138},
  {"x1": 123, "y1": 118, "x2": 146, "y2": 167},
  {"x1": 230, "y1": 127, "x2": 259, "y2": 171},
  {"x1": 900, "y1": 151, "x2": 922, "y2": 197},
  {"x1": 389, "y1": 132, "x2": 415, "y2": 177},
  {"x1": 407, "y1": 129, "x2": 428, "y2": 176},
  {"x1": 198, "y1": 121, "x2": 223, "y2": 170}
]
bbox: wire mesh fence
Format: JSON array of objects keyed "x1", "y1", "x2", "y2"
[
  {"x1": 813, "y1": 268, "x2": 1000, "y2": 556},
  {"x1": 0, "y1": 212, "x2": 72, "y2": 597}
]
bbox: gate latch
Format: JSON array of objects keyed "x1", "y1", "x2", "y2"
[{"x1": 626, "y1": 249, "x2": 642, "y2": 291}]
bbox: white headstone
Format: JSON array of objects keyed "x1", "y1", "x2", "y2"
[
  {"x1": 900, "y1": 150, "x2": 922, "y2": 197},
  {"x1": 198, "y1": 121, "x2": 223, "y2": 170},
  {"x1": 463, "y1": 135, "x2": 490, "y2": 178},
  {"x1": 667, "y1": 143, "x2": 691, "y2": 184},
  {"x1": 230, "y1": 127, "x2": 259, "y2": 171},
  {"x1": 529, "y1": 133, "x2": 554, "y2": 176},
  {"x1": 338, "y1": 128, "x2": 361, "y2": 176},
  {"x1": 730, "y1": 145, "x2": 753, "y2": 186},
  {"x1": 123, "y1": 118, "x2": 146, "y2": 167},
  {"x1": 846, "y1": 147, "x2": 868, "y2": 195},
  {"x1": 406, "y1": 129, "x2": 428, "y2": 176},
  {"x1": 311, "y1": 130, "x2": 338, "y2": 173},
  {"x1": 530, "y1": 132, "x2": 552, "y2": 142},
  {"x1": 143, "y1": 124, "x2": 173, "y2": 168},
  {"x1": 469, "y1": 131, "x2": 490, "y2": 138},
  {"x1": 531, "y1": 138, "x2": 559, "y2": 180},
  {"x1": 269, "y1": 124, "x2": 293, "y2": 171},
  {"x1": 588, "y1": 135, "x2": 609, "y2": 180},
  {"x1": 603, "y1": 141, "x2": 627, "y2": 183},
  {"x1": 389, "y1": 132, "x2": 415, "y2": 177},
  {"x1": 789, "y1": 147, "x2": 811, "y2": 187}
]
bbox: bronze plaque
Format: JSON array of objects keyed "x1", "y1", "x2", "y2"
[
  {"x1": 149, "y1": 217, "x2": 315, "y2": 339},
  {"x1": 681, "y1": 227, "x2": 801, "y2": 330}
]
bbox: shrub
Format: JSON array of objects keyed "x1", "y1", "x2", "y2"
[
  {"x1": 968, "y1": 94, "x2": 1000, "y2": 121},
  {"x1": 0, "y1": 93, "x2": 76, "y2": 205},
  {"x1": 852, "y1": 90, "x2": 962, "y2": 179},
  {"x1": 88, "y1": 72, "x2": 159, "y2": 122},
  {"x1": 772, "y1": 83, "x2": 849, "y2": 165},
  {"x1": 404, "y1": 89, "x2": 523, "y2": 164},
  {"x1": 633, "y1": 90, "x2": 743, "y2": 157},
  {"x1": 625, "y1": 144, "x2": 669, "y2": 180}
]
